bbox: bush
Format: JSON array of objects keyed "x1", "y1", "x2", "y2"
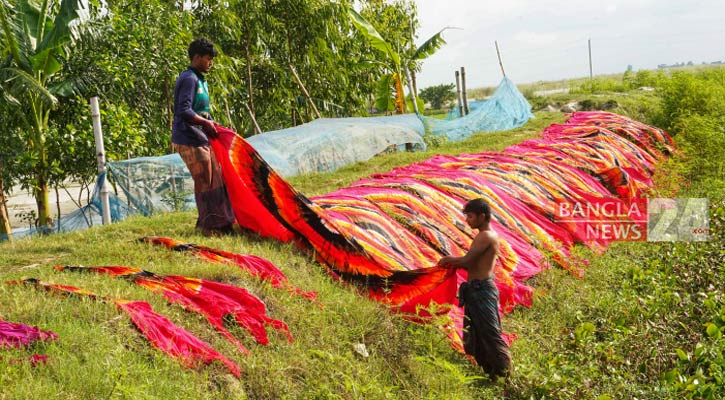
[
  {"x1": 570, "y1": 78, "x2": 628, "y2": 94},
  {"x1": 656, "y1": 69, "x2": 725, "y2": 131},
  {"x1": 418, "y1": 84, "x2": 456, "y2": 110}
]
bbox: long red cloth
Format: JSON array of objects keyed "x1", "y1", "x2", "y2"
[{"x1": 7, "y1": 278, "x2": 241, "y2": 377}]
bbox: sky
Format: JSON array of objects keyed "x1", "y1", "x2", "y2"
[{"x1": 413, "y1": 0, "x2": 725, "y2": 90}]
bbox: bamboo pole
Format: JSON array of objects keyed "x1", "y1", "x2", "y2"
[
  {"x1": 289, "y1": 64, "x2": 322, "y2": 119},
  {"x1": 461, "y1": 66, "x2": 469, "y2": 115},
  {"x1": 495, "y1": 40, "x2": 506, "y2": 78}
]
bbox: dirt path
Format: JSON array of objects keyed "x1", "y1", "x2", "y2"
[{"x1": 6, "y1": 184, "x2": 88, "y2": 230}]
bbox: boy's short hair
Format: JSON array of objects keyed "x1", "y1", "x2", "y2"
[
  {"x1": 188, "y1": 38, "x2": 218, "y2": 60},
  {"x1": 463, "y1": 198, "x2": 492, "y2": 221}
]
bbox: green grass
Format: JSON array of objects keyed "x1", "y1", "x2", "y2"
[
  {"x1": 0, "y1": 211, "x2": 499, "y2": 399},
  {"x1": 2, "y1": 97, "x2": 723, "y2": 398}
]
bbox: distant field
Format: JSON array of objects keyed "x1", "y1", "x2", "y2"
[{"x1": 467, "y1": 63, "x2": 725, "y2": 99}]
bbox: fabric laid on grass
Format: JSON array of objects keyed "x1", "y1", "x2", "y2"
[
  {"x1": 114, "y1": 299, "x2": 241, "y2": 377},
  {"x1": 0, "y1": 317, "x2": 57, "y2": 366},
  {"x1": 54, "y1": 265, "x2": 292, "y2": 354},
  {"x1": 209, "y1": 111, "x2": 673, "y2": 351},
  {"x1": 7, "y1": 278, "x2": 240, "y2": 377},
  {"x1": 0, "y1": 318, "x2": 58, "y2": 348},
  {"x1": 138, "y1": 236, "x2": 318, "y2": 303}
]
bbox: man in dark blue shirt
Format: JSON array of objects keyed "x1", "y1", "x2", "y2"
[{"x1": 172, "y1": 38, "x2": 235, "y2": 236}]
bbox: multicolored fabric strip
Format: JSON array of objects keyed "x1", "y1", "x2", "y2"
[
  {"x1": 208, "y1": 111, "x2": 673, "y2": 348},
  {"x1": 54, "y1": 265, "x2": 292, "y2": 354}
]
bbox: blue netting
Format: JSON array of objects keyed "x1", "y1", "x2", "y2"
[
  {"x1": 2, "y1": 172, "x2": 135, "y2": 241},
  {"x1": 245, "y1": 77, "x2": 532, "y2": 176},
  {"x1": 445, "y1": 100, "x2": 486, "y2": 120},
  {"x1": 246, "y1": 114, "x2": 426, "y2": 177},
  {"x1": 422, "y1": 77, "x2": 534, "y2": 141},
  {"x1": 107, "y1": 153, "x2": 195, "y2": 216}
]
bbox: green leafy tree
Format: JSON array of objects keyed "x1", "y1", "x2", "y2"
[
  {"x1": 419, "y1": 83, "x2": 455, "y2": 110},
  {"x1": 91, "y1": 0, "x2": 191, "y2": 152},
  {"x1": 0, "y1": 0, "x2": 95, "y2": 228},
  {"x1": 195, "y1": 0, "x2": 371, "y2": 133},
  {"x1": 0, "y1": 96, "x2": 23, "y2": 239}
]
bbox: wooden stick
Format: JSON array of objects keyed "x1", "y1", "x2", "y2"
[
  {"x1": 289, "y1": 64, "x2": 322, "y2": 119},
  {"x1": 455, "y1": 70, "x2": 463, "y2": 117},
  {"x1": 243, "y1": 103, "x2": 263, "y2": 135}
]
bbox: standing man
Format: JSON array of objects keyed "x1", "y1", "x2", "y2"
[
  {"x1": 172, "y1": 38, "x2": 235, "y2": 236},
  {"x1": 437, "y1": 198, "x2": 512, "y2": 379}
]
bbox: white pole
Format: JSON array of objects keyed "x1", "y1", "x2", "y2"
[
  {"x1": 588, "y1": 38, "x2": 593, "y2": 81},
  {"x1": 90, "y1": 96, "x2": 111, "y2": 225}
]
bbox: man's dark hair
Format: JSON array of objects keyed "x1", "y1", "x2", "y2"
[
  {"x1": 463, "y1": 198, "x2": 492, "y2": 221},
  {"x1": 188, "y1": 38, "x2": 218, "y2": 60}
]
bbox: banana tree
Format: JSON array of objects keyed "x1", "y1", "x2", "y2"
[
  {"x1": 0, "y1": 0, "x2": 93, "y2": 229},
  {"x1": 348, "y1": 7, "x2": 446, "y2": 114}
]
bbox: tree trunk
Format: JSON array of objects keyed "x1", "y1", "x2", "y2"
[
  {"x1": 34, "y1": 175, "x2": 51, "y2": 231},
  {"x1": 55, "y1": 184, "x2": 61, "y2": 233},
  {"x1": 289, "y1": 64, "x2": 321, "y2": 119},
  {"x1": 405, "y1": 69, "x2": 419, "y2": 114},
  {"x1": 0, "y1": 174, "x2": 12, "y2": 241},
  {"x1": 33, "y1": 120, "x2": 52, "y2": 230},
  {"x1": 165, "y1": 73, "x2": 174, "y2": 153},
  {"x1": 224, "y1": 99, "x2": 235, "y2": 131},
  {"x1": 412, "y1": 71, "x2": 418, "y2": 97},
  {"x1": 244, "y1": 30, "x2": 257, "y2": 134}
]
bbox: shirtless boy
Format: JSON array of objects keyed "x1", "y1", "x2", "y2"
[{"x1": 437, "y1": 198, "x2": 512, "y2": 378}]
